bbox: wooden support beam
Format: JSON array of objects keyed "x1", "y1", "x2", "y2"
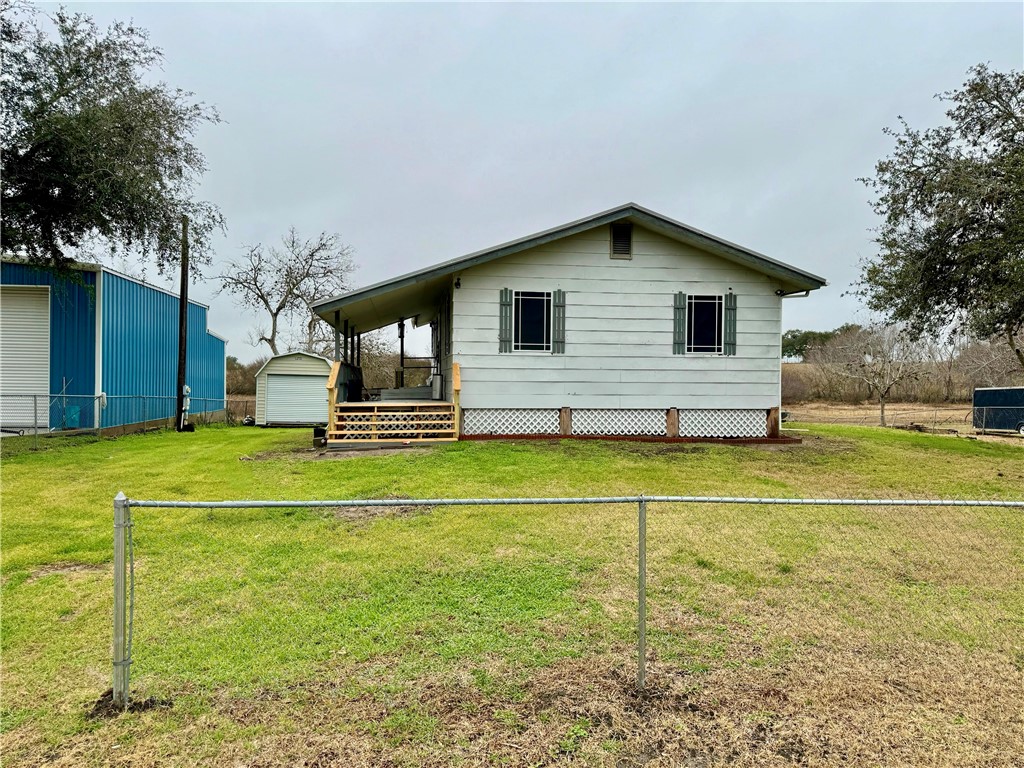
[
  {"x1": 666, "y1": 408, "x2": 679, "y2": 438},
  {"x1": 452, "y1": 362, "x2": 461, "y2": 438},
  {"x1": 356, "y1": 334, "x2": 362, "y2": 367},
  {"x1": 559, "y1": 407, "x2": 572, "y2": 436},
  {"x1": 342, "y1": 319, "x2": 349, "y2": 363}
]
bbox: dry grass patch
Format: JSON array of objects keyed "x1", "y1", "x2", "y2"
[{"x1": 8, "y1": 639, "x2": 1020, "y2": 767}]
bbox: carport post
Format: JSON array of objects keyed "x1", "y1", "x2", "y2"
[
  {"x1": 637, "y1": 496, "x2": 647, "y2": 689},
  {"x1": 333, "y1": 311, "x2": 341, "y2": 361},
  {"x1": 112, "y1": 492, "x2": 130, "y2": 708}
]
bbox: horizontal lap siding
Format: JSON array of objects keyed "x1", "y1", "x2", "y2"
[{"x1": 453, "y1": 227, "x2": 781, "y2": 410}]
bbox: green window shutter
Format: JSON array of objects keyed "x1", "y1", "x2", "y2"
[
  {"x1": 552, "y1": 290, "x2": 566, "y2": 354},
  {"x1": 723, "y1": 292, "x2": 737, "y2": 356},
  {"x1": 498, "y1": 288, "x2": 512, "y2": 353},
  {"x1": 673, "y1": 292, "x2": 686, "y2": 354}
]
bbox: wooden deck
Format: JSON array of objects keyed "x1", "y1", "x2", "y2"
[{"x1": 327, "y1": 401, "x2": 457, "y2": 445}]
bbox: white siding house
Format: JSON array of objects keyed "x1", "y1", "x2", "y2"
[
  {"x1": 255, "y1": 352, "x2": 332, "y2": 426},
  {"x1": 311, "y1": 204, "x2": 826, "y2": 443}
]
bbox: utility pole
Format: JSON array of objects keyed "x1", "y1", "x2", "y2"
[{"x1": 175, "y1": 215, "x2": 190, "y2": 432}]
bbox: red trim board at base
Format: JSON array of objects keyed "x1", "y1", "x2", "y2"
[{"x1": 460, "y1": 434, "x2": 801, "y2": 445}]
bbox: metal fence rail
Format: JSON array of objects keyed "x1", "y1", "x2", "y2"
[
  {"x1": 111, "y1": 492, "x2": 1024, "y2": 709},
  {"x1": 0, "y1": 394, "x2": 230, "y2": 446}
]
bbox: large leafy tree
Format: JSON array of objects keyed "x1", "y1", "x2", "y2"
[
  {"x1": 781, "y1": 324, "x2": 860, "y2": 360},
  {"x1": 857, "y1": 64, "x2": 1024, "y2": 370},
  {"x1": 1, "y1": 4, "x2": 222, "y2": 271}
]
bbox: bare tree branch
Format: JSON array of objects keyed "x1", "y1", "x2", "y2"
[{"x1": 218, "y1": 229, "x2": 355, "y2": 357}]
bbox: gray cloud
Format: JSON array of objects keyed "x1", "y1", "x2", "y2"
[{"x1": 67, "y1": 1, "x2": 1024, "y2": 360}]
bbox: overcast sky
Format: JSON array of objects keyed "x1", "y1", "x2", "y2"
[{"x1": 64, "y1": 1, "x2": 1024, "y2": 361}]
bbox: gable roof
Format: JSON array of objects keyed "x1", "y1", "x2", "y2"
[
  {"x1": 254, "y1": 351, "x2": 333, "y2": 377},
  {"x1": 311, "y1": 203, "x2": 827, "y2": 333}
]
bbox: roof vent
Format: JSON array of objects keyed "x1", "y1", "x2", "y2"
[{"x1": 610, "y1": 222, "x2": 632, "y2": 259}]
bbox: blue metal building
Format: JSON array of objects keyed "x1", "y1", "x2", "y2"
[{"x1": 1, "y1": 260, "x2": 226, "y2": 431}]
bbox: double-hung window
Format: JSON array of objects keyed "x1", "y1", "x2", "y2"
[{"x1": 513, "y1": 290, "x2": 552, "y2": 351}]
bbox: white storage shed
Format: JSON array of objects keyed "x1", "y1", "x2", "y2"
[{"x1": 255, "y1": 352, "x2": 332, "y2": 426}]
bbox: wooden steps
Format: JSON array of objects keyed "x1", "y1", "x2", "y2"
[{"x1": 327, "y1": 401, "x2": 457, "y2": 444}]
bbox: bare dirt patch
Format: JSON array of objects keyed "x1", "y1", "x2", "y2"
[
  {"x1": 314, "y1": 446, "x2": 436, "y2": 461},
  {"x1": 329, "y1": 494, "x2": 434, "y2": 522},
  {"x1": 26, "y1": 561, "x2": 105, "y2": 583},
  {"x1": 241, "y1": 445, "x2": 436, "y2": 462},
  {"x1": 87, "y1": 689, "x2": 172, "y2": 719}
]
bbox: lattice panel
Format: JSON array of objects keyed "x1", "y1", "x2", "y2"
[
  {"x1": 572, "y1": 409, "x2": 666, "y2": 436},
  {"x1": 677, "y1": 409, "x2": 767, "y2": 438},
  {"x1": 334, "y1": 412, "x2": 414, "y2": 440},
  {"x1": 332, "y1": 408, "x2": 454, "y2": 441},
  {"x1": 463, "y1": 409, "x2": 560, "y2": 435}
]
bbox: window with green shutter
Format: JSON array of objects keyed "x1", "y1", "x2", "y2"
[
  {"x1": 723, "y1": 291, "x2": 737, "y2": 356},
  {"x1": 498, "y1": 288, "x2": 512, "y2": 352},
  {"x1": 552, "y1": 289, "x2": 566, "y2": 354},
  {"x1": 673, "y1": 292, "x2": 687, "y2": 354},
  {"x1": 499, "y1": 288, "x2": 565, "y2": 353},
  {"x1": 674, "y1": 292, "x2": 736, "y2": 355}
]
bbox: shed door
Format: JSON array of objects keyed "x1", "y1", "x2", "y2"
[
  {"x1": 265, "y1": 374, "x2": 327, "y2": 424},
  {"x1": 0, "y1": 286, "x2": 50, "y2": 429}
]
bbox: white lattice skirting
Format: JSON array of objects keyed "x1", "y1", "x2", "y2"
[
  {"x1": 678, "y1": 409, "x2": 767, "y2": 438},
  {"x1": 462, "y1": 408, "x2": 769, "y2": 438},
  {"x1": 572, "y1": 409, "x2": 666, "y2": 436},
  {"x1": 462, "y1": 408, "x2": 560, "y2": 435}
]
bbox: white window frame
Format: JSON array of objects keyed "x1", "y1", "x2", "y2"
[
  {"x1": 512, "y1": 290, "x2": 552, "y2": 352},
  {"x1": 686, "y1": 294, "x2": 724, "y2": 355}
]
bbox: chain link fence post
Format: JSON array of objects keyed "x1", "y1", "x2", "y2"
[
  {"x1": 637, "y1": 495, "x2": 647, "y2": 690},
  {"x1": 113, "y1": 492, "x2": 130, "y2": 708},
  {"x1": 33, "y1": 395, "x2": 39, "y2": 450}
]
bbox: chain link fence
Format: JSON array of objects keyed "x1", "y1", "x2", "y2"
[
  {"x1": 0, "y1": 394, "x2": 229, "y2": 446},
  {"x1": 110, "y1": 492, "x2": 1024, "y2": 715}
]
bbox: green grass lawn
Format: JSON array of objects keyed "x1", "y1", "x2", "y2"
[{"x1": 1, "y1": 425, "x2": 1022, "y2": 766}]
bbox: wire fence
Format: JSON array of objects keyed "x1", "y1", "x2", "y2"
[
  {"x1": 0, "y1": 394, "x2": 232, "y2": 446},
  {"x1": 110, "y1": 492, "x2": 1024, "y2": 710},
  {"x1": 783, "y1": 403, "x2": 1024, "y2": 435},
  {"x1": 783, "y1": 403, "x2": 974, "y2": 428}
]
